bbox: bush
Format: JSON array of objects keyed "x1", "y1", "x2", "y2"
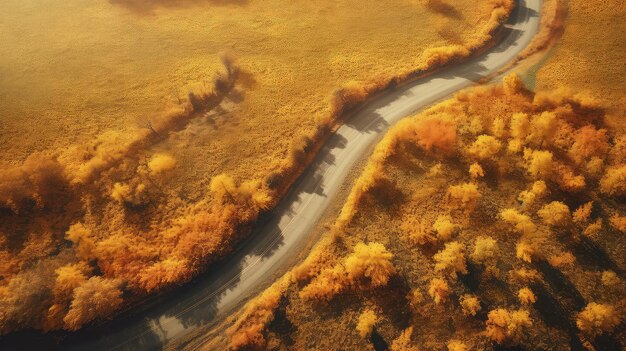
[
  {"x1": 147, "y1": 153, "x2": 176, "y2": 176},
  {"x1": 485, "y1": 308, "x2": 533, "y2": 344},
  {"x1": 468, "y1": 135, "x2": 502, "y2": 160},
  {"x1": 434, "y1": 241, "x2": 467, "y2": 278},
  {"x1": 447, "y1": 183, "x2": 481, "y2": 214},
  {"x1": 459, "y1": 294, "x2": 481, "y2": 316},
  {"x1": 390, "y1": 327, "x2": 418, "y2": 351},
  {"x1": 600, "y1": 165, "x2": 626, "y2": 196},
  {"x1": 471, "y1": 236, "x2": 498, "y2": 264},
  {"x1": 518, "y1": 287, "x2": 536, "y2": 305},
  {"x1": 432, "y1": 215, "x2": 457, "y2": 241},
  {"x1": 576, "y1": 303, "x2": 620, "y2": 337},
  {"x1": 356, "y1": 309, "x2": 378, "y2": 339},
  {"x1": 428, "y1": 277, "x2": 450, "y2": 305},
  {"x1": 63, "y1": 277, "x2": 123, "y2": 330},
  {"x1": 537, "y1": 201, "x2": 571, "y2": 226}
]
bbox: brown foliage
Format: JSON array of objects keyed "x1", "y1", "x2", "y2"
[
  {"x1": 485, "y1": 308, "x2": 533, "y2": 345},
  {"x1": 63, "y1": 277, "x2": 123, "y2": 330},
  {"x1": 576, "y1": 303, "x2": 621, "y2": 337},
  {"x1": 0, "y1": 153, "x2": 67, "y2": 213}
]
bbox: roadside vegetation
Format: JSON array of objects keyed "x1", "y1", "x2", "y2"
[
  {"x1": 213, "y1": 1, "x2": 626, "y2": 349},
  {"x1": 0, "y1": 0, "x2": 515, "y2": 334}
]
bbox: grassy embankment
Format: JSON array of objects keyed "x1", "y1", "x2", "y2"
[
  {"x1": 219, "y1": 1, "x2": 626, "y2": 350},
  {"x1": 0, "y1": 0, "x2": 514, "y2": 334}
]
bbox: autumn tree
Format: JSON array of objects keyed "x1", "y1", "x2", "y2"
[
  {"x1": 469, "y1": 163, "x2": 484, "y2": 179},
  {"x1": 227, "y1": 283, "x2": 283, "y2": 350},
  {"x1": 432, "y1": 215, "x2": 456, "y2": 241},
  {"x1": 523, "y1": 149, "x2": 553, "y2": 179},
  {"x1": 500, "y1": 208, "x2": 537, "y2": 235},
  {"x1": 468, "y1": 135, "x2": 502, "y2": 160},
  {"x1": 148, "y1": 153, "x2": 177, "y2": 176},
  {"x1": 447, "y1": 183, "x2": 481, "y2": 214},
  {"x1": 402, "y1": 216, "x2": 436, "y2": 246},
  {"x1": 485, "y1": 308, "x2": 533, "y2": 345},
  {"x1": 576, "y1": 303, "x2": 620, "y2": 337},
  {"x1": 428, "y1": 277, "x2": 450, "y2": 305},
  {"x1": 459, "y1": 294, "x2": 481, "y2": 316},
  {"x1": 65, "y1": 223, "x2": 96, "y2": 260},
  {"x1": 138, "y1": 257, "x2": 190, "y2": 293},
  {"x1": 517, "y1": 180, "x2": 547, "y2": 208},
  {"x1": 434, "y1": 241, "x2": 467, "y2": 278},
  {"x1": 599, "y1": 165, "x2": 626, "y2": 196},
  {"x1": 518, "y1": 287, "x2": 536, "y2": 305},
  {"x1": 527, "y1": 111, "x2": 557, "y2": 146},
  {"x1": 300, "y1": 242, "x2": 394, "y2": 301},
  {"x1": 572, "y1": 201, "x2": 593, "y2": 224},
  {"x1": 569, "y1": 125, "x2": 609, "y2": 165},
  {"x1": 63, "y1": 277, "x2": 123, "y2": 330},
  {"x1": 447, "y1": 340, "x2": 468, "y2": 351},
  {"x1": 356, "y1": 309, "x2": 378, "y2": 339},
  {"x1": 411, "y1": 118, "x2": 458, "y2": 156},
  {"x1": 470, "y1": 236, "x2": 498, "y2": 264},
  {"x1": 345, "y1": 242, "x2": 395, "y2": 287},
  {"x1": 537, "y1": 201, "x2": 571, "y2": 226},
  {"x1": 390, "y1": 327, "x2": 418, "y2": 351}
]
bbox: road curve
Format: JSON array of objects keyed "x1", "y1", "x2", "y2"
[{"x1": 1, "y1": 1, "x2": 541, "y2": 350}]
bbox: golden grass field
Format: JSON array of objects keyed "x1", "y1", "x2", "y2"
[
  {"x1": 218, "y1": 0, "x2": 626, "y2": 350},
  {"x1": 0, "y1": 0, "x2": 515, "y2": 334}
]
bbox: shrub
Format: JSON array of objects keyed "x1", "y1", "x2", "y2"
[
  {"x1": 344, "y1": 242, "x2": 395, "y2": 287},
  {"x1": 63, "y1": 277, "x2": 123, "y2": 330},
  {"x1": 459, "y1": 294, "x2": 481, "y2": 316},
  {"x1": 572, "y1": 202, "x2": 593, "y2": 224},
  {"x1": 447, "y1": 340, "x2": 468, "y2": 351},
  {"x1": 523, "y1": 149, "x2": 553, "y2": 179},
  {"x1": 469, "y1": 135, "x2": 502, "y2": 160},
  {"x1": 447, "y1": 183, "x2": 481, "y2": 214},
  {"x1": 147, "y1": 153, "x2": 176, "y2": 176},
  {"x1": 428, "y1": 277, "x2": 450, "y2": 305},
  {"x1": 469, "y1": 163, "x2": 484, "y2": 179},
  {"x1": 485, "y1": 308, "x2": 533, "y2": 344},
  {"x1": 432, "y1": 215, "x2": 457, "y2": 241},
  {"x1": 356, "y1": 309, "x2": 378, "y2": 338},
  {"x1": 576, "y1": 303, "x2": 620, "y2": 337},
  {"x1": 548, "y1": 252, "x2": 575, "y2": 267},
  {"x1": 600, "y1": 165, "x2": 626, "y2": 196},
  {"x1": 390, "y1": 327, "x2": 418, "y2": 351},
  {"x1": 470, "y1": 236, "x2": 498, "y2": 264},
  {"x1": 518, "y1": 180, "x2": 548, "y2": 208},
  {"x1": 500, "y1": 209, "x2": 537, "y2": 235},
  {"x1": 65, "y1": 223, "x2": 96, "y2": 260},
  {"x1": 537, "y1": 201, "x2": 571, "y2": 226},
  {"x1": 601, "y1": 271, "x2": 620, "y2": 286},
  {"x1": 518, "y1": 287, "x2": 536, "y2": 305},
  {"x1": 434, "y1": 241, "x2": 467, "y2": 278}
]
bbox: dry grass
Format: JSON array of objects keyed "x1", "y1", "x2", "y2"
[{"x1": 535, "y1": 0, "x2": 626, "y2": 111}]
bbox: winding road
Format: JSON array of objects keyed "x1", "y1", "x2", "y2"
[{"x1": 1, "y1": 1, "x2": 541, "y2": 350}]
